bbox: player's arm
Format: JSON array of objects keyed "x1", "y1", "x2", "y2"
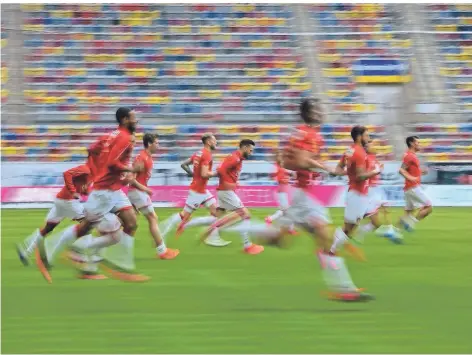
[
  {"x1": 107, "y1": 137, "x2": 140, "y2": 173},
  {"x1": 399, "y1": 161, "x2": 419, "y2": 182},
  {"x1": 354, "y1": 152, "x2": 382, "y2": 181},
  {"x1": 180, "y1": 157, "x2": 194, "y2": 177},
  {"x1": 63, "y1": 165, "x2": 91, "y2": 199},
  {"x1": 331, "y1": 158, "x2": 347, "y2": 176},
  {"x1": 200, "y1": 154, "x2": 216, "y2": 179},
  {"x1": 129, "y1": 178, "x2": 153, "y2": 196}
]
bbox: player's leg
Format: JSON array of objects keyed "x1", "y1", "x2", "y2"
[
  {"x1": 141, "y1": 206, "x2": 179, "y2": 259},
  {"x1": 201, "y1": 191, "x2": 263, "y2": 254},
  {"x1": 178, "y1": 193, "x2": 231, "y2": 247},
  {"x1": 265, "y1": 192, "x2": 296, "y2": 234},
  {"x1": 398, "y1": 187, "x2": 432, "y2": 231},
  {"x1": 330, "y1": 192, "x2": 366, "y2": 261},
  {"x1": 160, "y1": 192, "x2": 193, "y2": 238},
  {"x1": 16, "y1": 214, "x2": 61, "y2": 266}
]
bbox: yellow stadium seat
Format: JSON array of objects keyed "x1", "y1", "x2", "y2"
[
  {"x1": 21, "y1": 4, "x2": 44, "y2": 11},
  {"x1": 156, "y1": 126, "x2": 177, "y2": 135},
  {"x1": 250, "y1": 40, "x2": 272, "y2": 48},
  {"x1": 260, "y1": 140, "x2": 279, "y2": 148},
  {"x1": 275, "y1": 61, "x2": 296, "y2": 69},
  {"x1": 1, "y1": 89, "x2": 8, "y2": 98},
  {"x1": 219, "y1": 126, "x2": 239, "y2": 135},
  {"x1": 79, "y1": 4, "x2": 101, "y2": 11},
  {"x1": 194, "y1": 54, "x2": 215, "y2": 62},
  {"x1": 259, "y1": 126, "x2": 280, "y2": 134},
  {"x1": 2, "y1": 147, "x2": 16, "y2": 156},
  {"x1": 318, "y1": 54, "x2": 341, "y2": 63},
  {"x1": 245, "y1": 68, "x2": 267, "y2": 77},
  {"x1": 220, "y1": 140, "x2": 239, "y2": 148},
  {"x1": 327, "y1": 90, "x2": 350, "y2": 98},
  {"x1": 199, "y1": 90, "x2": 222, "y2": 99},
  {"x1": 199, "y1": 25, "x2": 220, "y2": 34},
  {"x1": 240, "y1": 133, "x2": 261, "y2": 141},
  {"x1": 323, "y1": 68, "x2": 352, "y2": 77},
  {"x1": 445, "y1": 125, "x2": 458, "y2": 133},
  {"x1": 435, "y1": 25, "x2": 457, "y2": 32}
]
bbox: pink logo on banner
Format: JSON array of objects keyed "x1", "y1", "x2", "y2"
[{"x1": 1, "y1": 185, "x2": 344, "y2": 207}]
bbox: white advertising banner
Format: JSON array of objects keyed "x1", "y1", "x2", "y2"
[{"x1": 0, "y1": 161, "x2": 437, "y2": 187}]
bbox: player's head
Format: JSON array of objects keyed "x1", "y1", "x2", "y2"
[
  {"x1": 239, "y1": 139, "x2": 255, "y2": 159},
  {"x1": 364, "y1": 139, "x2": 378, "y2": 154},
  {"x1": 300, "y1": 98, "x2": 323, "y2": 125},
  {"x1": 406, "y1": 135, "x2": 420, "y2": 152},
  {"x1": 202, "y1": 133, "x2": 217, "y2": 150},
  {"x1": 143, "y1": 133, "x2": 159, "y2": 153},
  {"x1": 116, "y1": 107, "x2": 137, "y2": 133},
  {"x1": 351, "y1": 125, "x2": 369, "y2": 145}
]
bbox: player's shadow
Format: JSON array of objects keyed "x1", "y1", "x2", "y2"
[{"x1": 230, "y1": 307, "x2": 366, "y2": 314}]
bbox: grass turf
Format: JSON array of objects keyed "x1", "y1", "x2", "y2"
[{"x1": 2, "y1": 207, "x2": 472, "y2": 354}]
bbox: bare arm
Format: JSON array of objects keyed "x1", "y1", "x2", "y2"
[
  {"x1": 331, "y1": 161, "x2": 347, "y2": 176},
  {"x1": 129, "y1": 179, "x2": 152, "y2": 195},
  {"x1": 201, "y1": 164, "x2": 216, "y2": 179},
  {"x1": 180, "y1": 157, "x2": 193, "y2": 177},
  {"x1": 399, "y1": 163, "x2": 419, "y2": 182}
]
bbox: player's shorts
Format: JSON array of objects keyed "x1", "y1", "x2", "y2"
[
  {"x1": 96, "y1": 213, "x2": 122, "y2": 234},
  {"x1": 84, "y1": 189, "x2": 132, "y2": 223},
  {"x1": 366, "y1": 186, "x2": 388, "y2": 215},
  {"x1": 344, "y1": 190, "x2": 371, "y2": 225},
  {"x1": 217, "y1": 190, "x2": 244, "y2": 211},
  {"x1": 184, "y1": 189, "x2": 216, "y2": 213},
  {"x1": 404, "y1": 186, "x2": 432, "y2": 211},
  {"x1": 46, "y1": 198, "x2": 85, "y2": 224},
  {"x1": 278, "y1": 188, "x2": 331, "y2": 228},
  {"x1": 276, "y1": 192, "x2": 290, "y2": 210},
  {"x1": 127, "y1": 189, "x2": 154, "y2": 215}
]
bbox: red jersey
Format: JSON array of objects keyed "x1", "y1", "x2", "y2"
[
  {"x1": 217, "y1": 150, "x2": 244, "y2": 191},
  {"x1": 56, "y1": 164, "x2": 92, "y2": 200},
  {"x1": 342, "y1": 144, "x2": 369, "y2": 195},
  {"x1": 288, "y1": 125, "x2": 323, "y2": 189},
  {"x1": 93, "y1": 127, "x2": 134, "y2": 191},
  {"x1": 402, "y1": 150, "x2": 421, "y2": 191},
  {"x1": 190, "y1": 148, "x2": 213, "y2": 193},
  {"x1": 366, "y1": 154, "x2": 380, "y2": 187},
  {"x1": 87, "y1": 134, "x2": 108, "y2": 179},
  {"x1": 272, "y1": 163, "x2": 290, "y2": 192},
  {"x1": 129, "y1": 149, "x2": 153, "y2": 190}
]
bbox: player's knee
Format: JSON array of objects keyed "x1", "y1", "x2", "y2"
[
  {"x1": 41, "y1": 222, "x2": 58, "y2": 235},
  {"x1": 239, "y1": 208, "x2": 251, "y2": 220},
  {"x1": 425, "y1": 205, "x2": 433, "y2": 215}
]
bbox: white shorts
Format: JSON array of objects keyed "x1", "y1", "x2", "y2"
[
  {"x1": 184, "y1": 190, "x2": 216, "y2": 213},
  {"x1": 276, "y1": 192, "x2": 290, "y2": 210},
  {"x1": 404, "y1": 186, "x2": 432, "y2": 211},
  {"x1": 344, "y1": 190, "x2": 371, "y2": 225},
  {"x1": 366, "y1": 186, "x2": 388, "y2": 214},
  {"x1": 128, "y1": 189, "x2": 152, "y2": 210},
  {"x1": 46, "y1": 198, "x2": 85, "y2": 224},
  {"x1": 279, "y1": 188, "x2": 331, "y2": 228},
  {"x1": 217, "y1": 190, "x2": 244, "y2": 211},
  {"x1": 84, "y1": 189, "x2": 132, "y2": 223},
  {"x1": 96, "y1": 213, "x2": 122, "y2": 234}
]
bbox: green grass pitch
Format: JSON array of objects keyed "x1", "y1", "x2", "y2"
[{"x1": 2, "y1": 207, "x2": 472, "y2": 354}]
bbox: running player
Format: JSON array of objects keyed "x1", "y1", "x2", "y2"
[
  {"x1": 329, "y1": 126, "x2": 397, "y2": 260},
  {"x1": 231, "y1": 99, "x2": 373, "y2": 302},
  {"x1": 199, "y1": 139, "x2": 264, "y2": 255},
  {"x1": 397, "y1": 135, "x2": 432, "y2": 231},
  {"x1": 36, "y1": 107, "x2": 149, "y2": 283},
  {"x1": 264, "y1": 150, "x2": 296, "y2": 234},
  {"x1": 355, "y1": 140, "x2": 401, "y2": 244},
  {"x1": 127, "y1": 133, "x2": 179, "y2": 259},
  {"x1": 160, "y1": 133, "x2": 230, "y2": 247},
  {"x1": 15, "y1": 163, "x2": 96, "y2": 277}
]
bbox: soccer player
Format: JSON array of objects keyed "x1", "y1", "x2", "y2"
[
  {"x1": 199, "y1": 139, "x2": 264, "y2": 255},
  {"x1": 355, "y1": 140, "x2": 401, "y2": 244},
  {"x1": 36, "y1": 107, "x2": 148, "y2": 283},
  {"x1": 232, "y1": 99, "x2": 373, "y2": 302},
  {"x1": 264, "y1": 150, "x2": 296, "y2": 234},
  {"x1": 160, "y1": 133, "x2": 230, "y2": 247},
  {"x1": 397, "y1": 135, "x2": 432, "y2": 231},
  {"x1": 15, "y1": 163, "x2": 102, "y2": 279},
  {"x1": 329, "y1": 126, "x2": 400, "y2": 259},
  {"x1": 127, "y1": 133, "x2": 179, "y2": 259}
]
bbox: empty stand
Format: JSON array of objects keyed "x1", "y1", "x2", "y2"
[
  {"x1": 1, "y1": 124, "x2": 393, "y2": 162},
  {"x1": 20, "y1": 4, "x2": 311, "y2": 123}
]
